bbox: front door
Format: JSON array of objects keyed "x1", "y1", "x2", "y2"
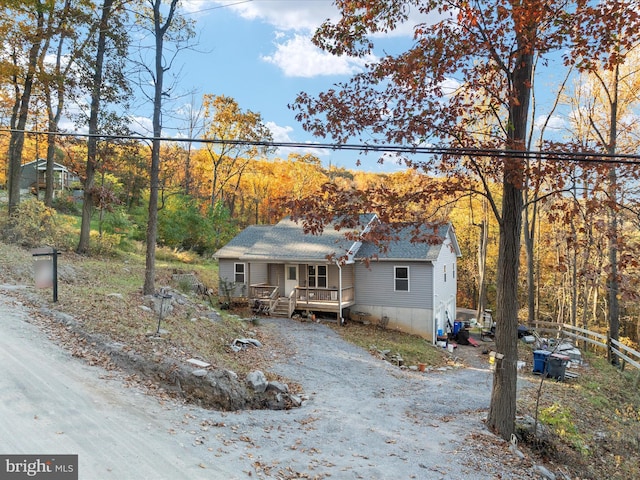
[{"x1": 285, "y1": 264, "x2": 298, "y2": 297}]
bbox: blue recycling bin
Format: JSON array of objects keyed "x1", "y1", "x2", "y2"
[
  {"x1": 533, "y1": 350, "x2": 551, "y2": 374},
  {"x1": 453, "y1": 321, "x2": 462, "y2": 334}
]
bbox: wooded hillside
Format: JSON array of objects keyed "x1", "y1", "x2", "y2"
[{"x1": 1, "y1": 128, "x2": 639, "y2": 352}]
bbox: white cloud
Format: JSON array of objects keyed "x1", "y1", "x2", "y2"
[
  {"x1": 534, "y1": 114, "x2": 565, "y2": 132},
  {"x1": 181, "y1": 0, "x2": 207, "y2": 14},
  {"x1": 261, "y1": 34, "x2": 375, "y2": 78},
  {"x1": 58, "y1": 119, "x2": 87, "y2": 135},
  {"x1": 208, "y1": 1, "x2": 435, "y2": 79},
  {"x1": 266, "y1": 121, "x2": 293, "y2": 143},
  {"x1": 216, "y1": 0, "x2": 437, "y2": 38},
  {"x1": 218, "y1": 0, "x2": 339, "y2": 32},
  {"x1": 439, "y1": 78, "x2": 462, "y2": 97},
  {"x1": 378, "y1": 151, "x2": 411, "y2": 170},
  {"x1": 265, "y1": 120, "x2": 326, "y2": 159},
  {"x1": 128, "y1": 115, "x2": 154, "y2": 137}
]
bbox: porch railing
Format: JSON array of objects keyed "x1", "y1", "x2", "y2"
[
  {"x1": 250, "y1": 284, "x2": 278, "y2": 299},
  {"x1": 249, "y1": 284, "x2": 279, "y2": 313},
  {"x1": 250, "y1": 284, "x2": 355, "y2": 314},
  {"x1": 295, "y1": 286, "x2": 354, "y2": 304}
]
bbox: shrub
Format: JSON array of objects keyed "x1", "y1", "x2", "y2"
[
  {"x1": 52, "y1": 193, "x2": 82, "y2": 215},
  {"x1": 89, "y1": 231, "x2": 122, "y2": 255},
  {"x1": 157, "y1": 195, "x2": 238, "y2": 254},
  {"x1": 3, "y1": 198, "x2": 77, "y2": 250},
  {"x1": 102, "y1": 207, "x2": 136, "y2": 236},
  {"x1": 127, "y1": 203, "x2": 148, "y2": 242}
]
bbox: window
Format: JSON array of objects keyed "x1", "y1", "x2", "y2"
[
  {"x1": 234, "y1": 263, "x2": 245, "y2": 283},
  {"x1": 308, "y1": 265, "x2": 315, "y2": 286},
  {"x1": 394, "y1": 266, "x2": 409, "y2": 291},
  {"x1": 444, "y1": 264, "x2": 447, "y2": 282},
  {"x1": 308, "y1": 265, "x2": 327, "y2": 288},
  {"x1": 286, "y1": 265, "x2": 297, "y2": 282}
]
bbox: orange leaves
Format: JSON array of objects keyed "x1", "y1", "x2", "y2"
[
  {"x1": 569, "y1": 0, "x2": 640, "y2": 73},
  {"x1": 457, "y1": 3, "x2": 479, "y2": 28}
]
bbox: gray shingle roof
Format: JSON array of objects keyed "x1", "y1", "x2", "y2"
[
  {"x1": 357, "y1": 223, "x2": 457, "y2": 261},
  {"x1": 214, "y1": 217, "x2": 460, "y2": 263},
  {"x1": 214, "y1": 217, "x2": 360, "y2": 262}
]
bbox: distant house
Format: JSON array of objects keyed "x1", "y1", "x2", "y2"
[
  {"x1": 19, "y1": 158, "x2": 78, "y2": 194},
  {"x1": 214, "y1": 214, "x2": 461, "y2": 342}
]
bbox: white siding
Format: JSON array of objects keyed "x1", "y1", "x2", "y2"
[
  {"x1": 218, "y1": 259, "x2": 234, "y2": 287},
  {"x1": 431, "y1": 234, "x2": 458, "y2": 334}
]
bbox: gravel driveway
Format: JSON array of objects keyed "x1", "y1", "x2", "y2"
[{"x1": 0, "y1": 288, "x2": 537, "y2": 479}]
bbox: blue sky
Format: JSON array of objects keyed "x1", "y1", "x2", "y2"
[
  {"x1": 149, "y1": 0, "x2": 422, "y2": 172},
  {"x1": 117, "y1": 1, "x2": 569, "y2": 172}
]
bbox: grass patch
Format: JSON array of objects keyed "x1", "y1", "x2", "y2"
[
  {"x1": 1, "y1": 237, "x2": 291, "y2": 383},
  {"x1": 539, "y1": 403, "x2": 588, "y2": 455},
  {"x1": 330, "y1": 321, "x2": 446, "y2": 367}
]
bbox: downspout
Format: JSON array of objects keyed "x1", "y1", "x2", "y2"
[
  {"x1": 433, "y1": 293, "x2": 439, "y2": 346},
  {"x1": 336, "y1": 260, "x2": 343, "y2": 325},
  {"x1": 432, "y1": 312, "x2": 436, "y2": 346}
]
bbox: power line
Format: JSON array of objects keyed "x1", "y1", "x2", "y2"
[
  {"x1": 3, "y1": 127, "x2": 640, "y2": 165},
  {"x1": 182, "y1": 0, "x2": 253, "y2": 16}
]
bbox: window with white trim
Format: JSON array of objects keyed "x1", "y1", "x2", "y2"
[
  {"x1": 444, "y1": 264, "x2": 447, "y2": 282},
  {"x1": 234, "y1": 263, "x2": 246, "y2": 283},
  {"x1": 394, "y1": 266, "x2": 409, "y2": 291},
  {"x1": 308, "y1": 265, "x2": 327, "y2": 288}
]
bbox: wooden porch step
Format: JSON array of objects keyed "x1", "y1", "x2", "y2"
[
  {"x1": 270, "y1": 298, "x2": 291, "y2": 317},
  {"x1": 271, "y1": 309, "x2": 290, "y2": 317}
]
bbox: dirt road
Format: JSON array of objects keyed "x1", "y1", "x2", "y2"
[{"x1": 0, "y1": 288, "x2": 536, "y2": 479}]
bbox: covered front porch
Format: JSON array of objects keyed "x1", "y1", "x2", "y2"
[
  {"x1": 250, "y1": 284, "x2": 355, "y2": 318},
  {"x1": 247, "y1": 261, "x2": 356, "y2": 319}
]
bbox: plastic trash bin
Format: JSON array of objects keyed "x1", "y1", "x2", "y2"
[
  {"x1": 453, "y1": 321, "x2": 462, "y2": 334},
  {"x1": 533, "y1": 350, "x2": 551, "y2": 374},
  {"x1": 547, "y1": 354, "x2": 570, "y2": 380}
]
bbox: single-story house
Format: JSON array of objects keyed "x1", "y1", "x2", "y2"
[
  {"x1": 213, "y1": 214, "x2": 461, "y2": 343},
  {"x1": 19, "y1": 158, "x2": 78, "y2": 194}
]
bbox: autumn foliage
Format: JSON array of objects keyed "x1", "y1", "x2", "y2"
[{"x1": 3, "y1": 0, "x2": 640, "y2": 445}]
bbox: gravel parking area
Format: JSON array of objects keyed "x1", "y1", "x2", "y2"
[{"x1": 0, "y1": 289, "x2": 540, "y2": 479}]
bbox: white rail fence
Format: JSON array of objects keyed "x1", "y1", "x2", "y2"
[{"x1": 531, "y1": 321, "x2": 640, "y2": 372}]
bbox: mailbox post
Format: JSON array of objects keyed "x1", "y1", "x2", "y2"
[
  {"x1": 32, "y1": 247, "x2": 59, "y2": 302},
  {"x1": 154, "y1": 288, "x2": 172, "y2": 335}
]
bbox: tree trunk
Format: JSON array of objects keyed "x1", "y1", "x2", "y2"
[
  {"x1": 7, "y1": 9, "x2": 45, "y2": 216},
  {"x1": 143, "y1": 0, "x2": 180, "y2": 295},
  {"x1": 606, "y1": 63, "x2": 620, "y2": 362},
  {"x1": 43, "y1": 0, "x2": 73, "y2": 207},
  {"x1": 487, "y1": 177, "x2": 523, "y2": 440},
  {"x1": 570, "y1": 211, "x2": 578, "y2": 326},
  {"x1": 77, "y1": 0, "x2": 113, "y2": 254},
  {"x1": 475, "y1": 218, "x2": 488, "y2": 323},
  {"x1": 523, "y1": 202, "x2": 536, "y2": 326},
  {"x1": 607, "y1": 167, "x2": 620, "y2": 360},
  {"x1": 486, "y1": 37, "x2": 533, "y2": 439}
]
